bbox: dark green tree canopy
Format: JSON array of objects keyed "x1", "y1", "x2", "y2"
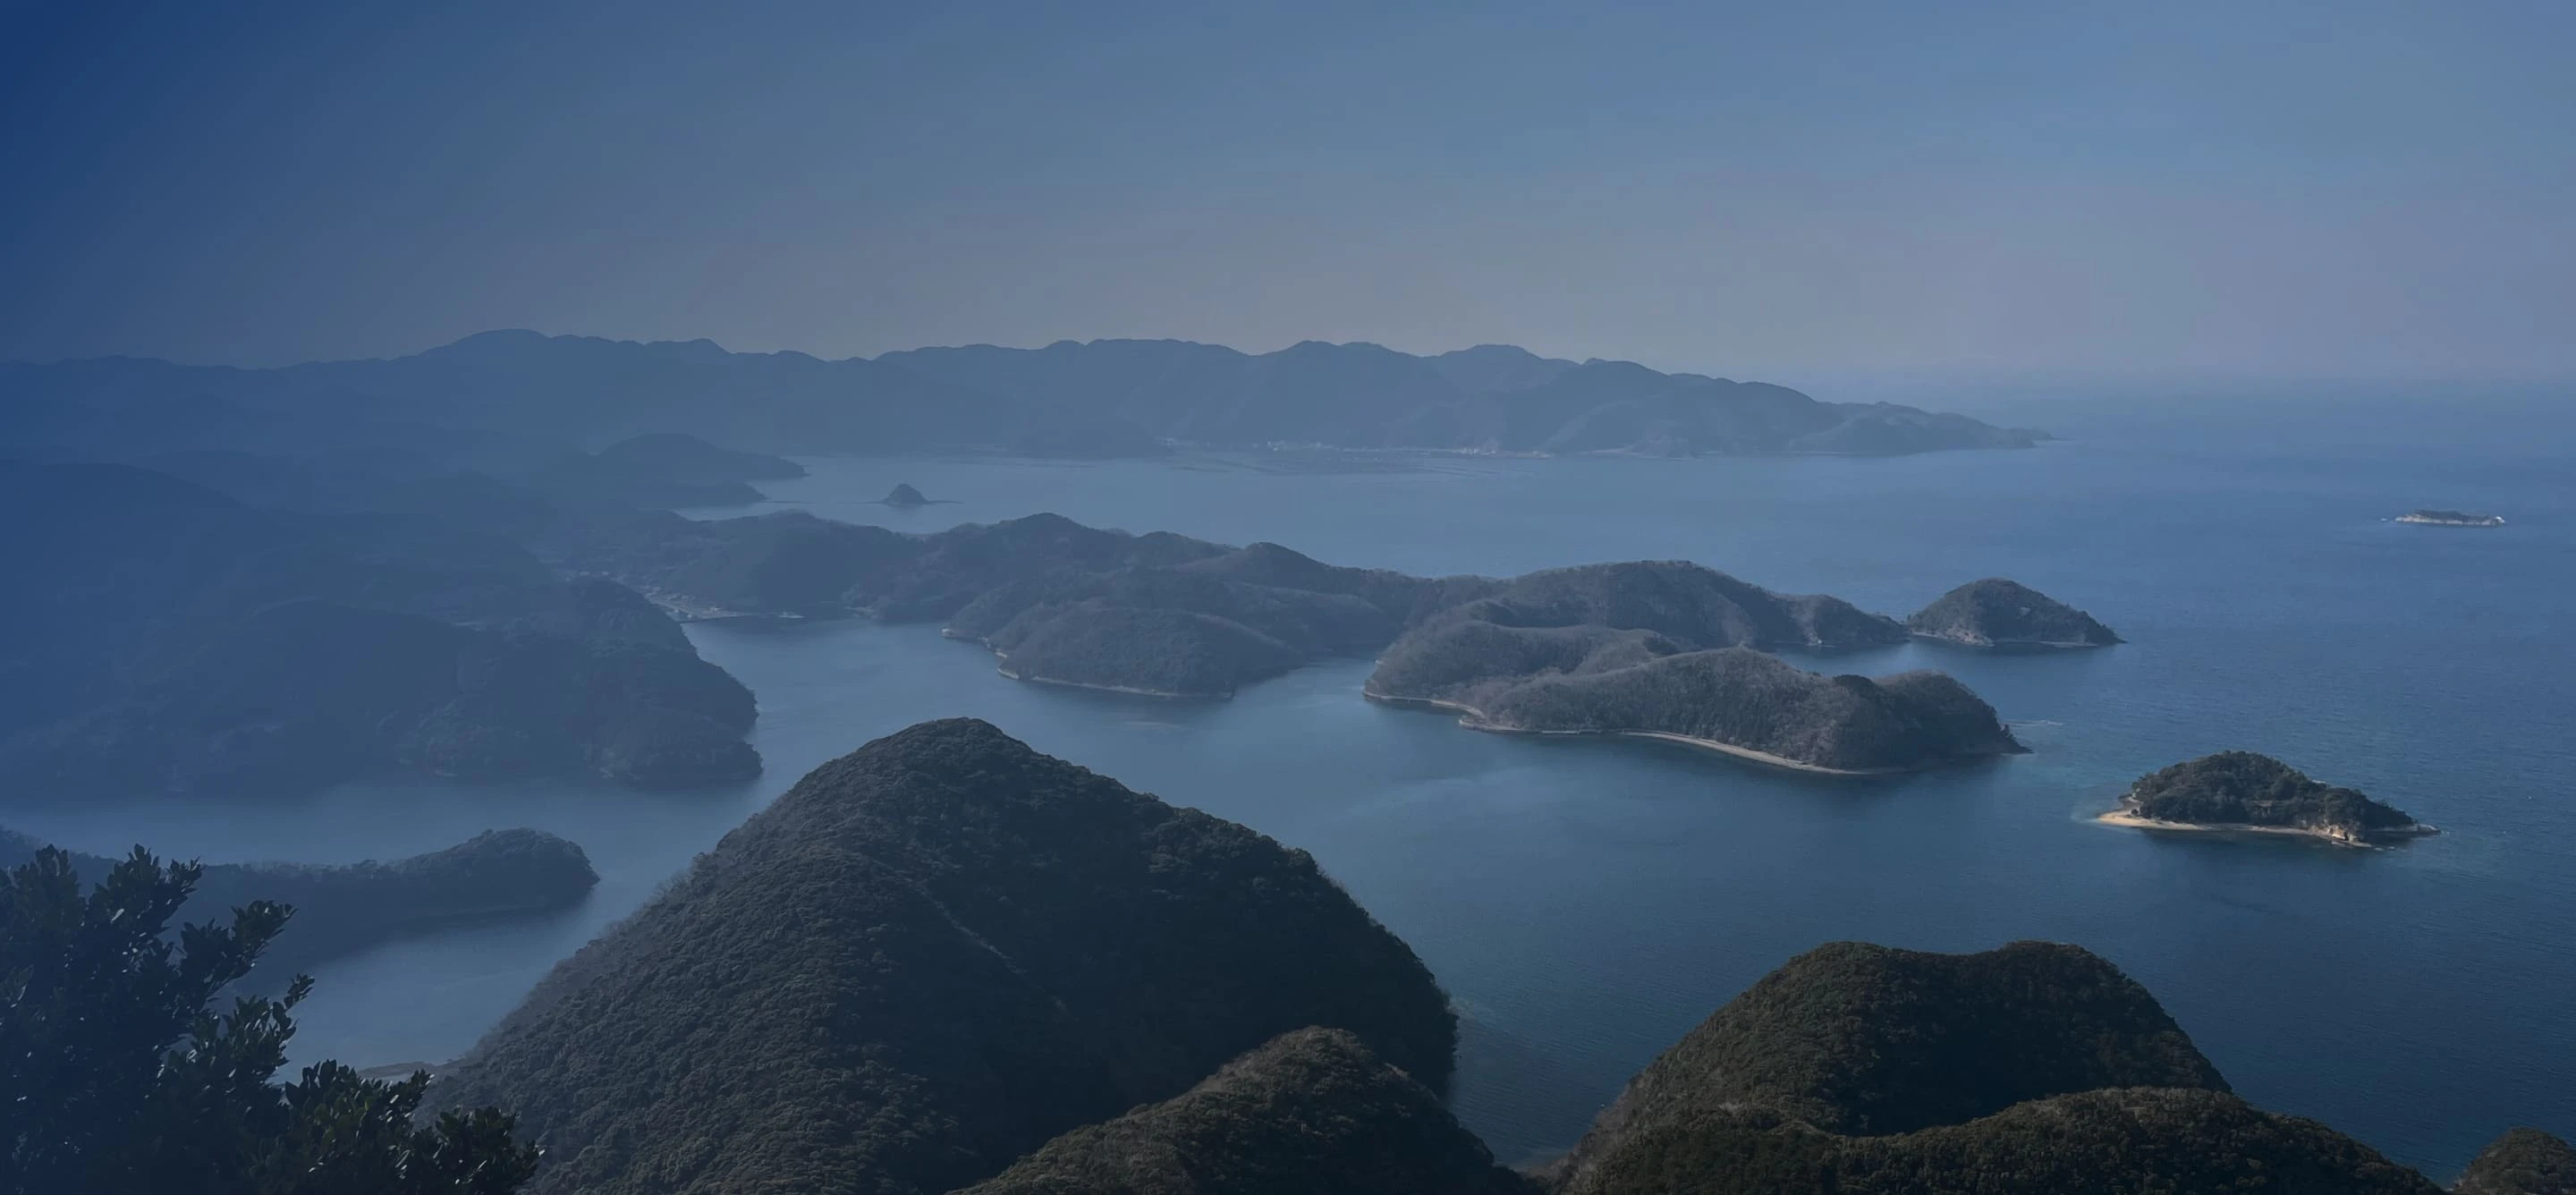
[{"x1": 0, "y1": 846, "x2": 536, "y2": 1195}]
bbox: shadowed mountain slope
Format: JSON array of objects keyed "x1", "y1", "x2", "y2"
[
  {"x1": 434, "y1": 719, "x2": 1454, "y2": 1195},
  {"x1": 960, "y1": 1028, "x2": 1530, "y2": 1195},
  {"x1": 1550, "y1": 940, "x2": 2432, "y2": 1195}
]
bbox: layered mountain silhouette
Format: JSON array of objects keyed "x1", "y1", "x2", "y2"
[
  {"x1": 1908, "y1": 577, "x2": 2122, "y2": 648},
  {"x1": 3, "y1": 332, "x2": 2035, "y2": 459},
  {"x1": 0, "y1": 826, "x2": 596, "y2": 979}
]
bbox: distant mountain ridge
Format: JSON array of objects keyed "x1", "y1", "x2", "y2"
[{"x1": 3, "y1": 332, "x2": 2037, "y2": 459}]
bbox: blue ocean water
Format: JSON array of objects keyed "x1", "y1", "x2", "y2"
[{"x1": 12, "y1": 393, "x2": 2572, "y2": 1177}]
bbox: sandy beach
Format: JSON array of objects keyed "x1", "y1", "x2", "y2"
[
  {"x1": 996, "y1": 663, "x2": 1221, "y2": 701},
  {"x1": 2094, "y1": 806, "x2": 2438, "y2": 848},
  {"x1": 1362, "y1": 689, "x2": 1897, "y2": 777}
]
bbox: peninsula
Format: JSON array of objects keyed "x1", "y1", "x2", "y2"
[
  {"x1": 0, "y1": 826, "x2": 597, "y2": 977},
  {"x1": 1907, "y1": 578, "x2": 2120, "y2": 648},
  {"x1": 2397, "y1": 509, "x2": 2505, "y2": 527},
  {"x1": 2099, "y1": 751, "x2": 2435, "y2": 845}
]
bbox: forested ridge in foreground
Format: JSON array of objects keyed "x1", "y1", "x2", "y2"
[
  {"x1": 0, "y1": 848, "x2": 538, "y2": 1194},
  {"x1": 431, "y1": 719, "x2": 1455, "y2": 1195},
  {"x1": 10, "y1": 721, "x2": 2563, "y2": 1192}
]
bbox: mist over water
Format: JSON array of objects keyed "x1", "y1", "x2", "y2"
[{"x1": 13, "y1": 393, "x2": 2572, "y2": 1178}]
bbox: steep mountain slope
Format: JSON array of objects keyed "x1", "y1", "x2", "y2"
[
  {"x1": 1576, "y1": 1087, "x2": 2438, "y2": 1195},
  {"x1": 1551, "y1": 941, "x2": 2432, "y2": 1195},
  {"x1": 435, "y1": 719, "x2": 1455, "y2": 1195},
  {"x1": 2456, "y1": 1128, "x2": 2576, "y2": 1195},
  {"x1": 960, "y1": 1028, "x2": 1530, "y2": 1195}
]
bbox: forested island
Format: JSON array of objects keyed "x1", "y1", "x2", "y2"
[
  {"x1": 0, "y1": 825, "x2": 595, "y2": 976},
  {"x1": 1360, "y1": 564, "x2": 2016, "y2": 772},
  {"x1": 1372, "y1": 647, "x2": 2021, "y2": 775},
  {"x1": 559, "y1": 505, "x2": 2040, "y2": 733},
  {"x1": 1906, "y1": 578, "x2": 2121, "y2": 648},
  {"x1": 0, "y1": 343, "x2": 2093, "y2": 788},
  {"x1": 561, "y1": 504, "x2": 2029, "y2": 771},
  {"x1": 2398, "y1": 509, "x2": 2506, "y2": 527},
  {"x1": 2101, "y1": 751, "x2": 2435, "y2": 845}
]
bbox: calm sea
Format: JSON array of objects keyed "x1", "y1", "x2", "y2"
[{"x1": 13, "y1": 391, "x2": 2572, "y2": 1177}]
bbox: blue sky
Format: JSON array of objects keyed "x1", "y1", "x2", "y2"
[{"x1": 3, "y1": 0, "x2": 2570, "y2": 381}]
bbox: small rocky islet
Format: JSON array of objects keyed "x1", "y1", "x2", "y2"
[
  {"x1": 2397, "y1": 509, "x2": 2506, "y2": 528},
  {"x1": 1906, "y1": 577, "x2": 2121, "y2": 648},
  {"x1": 2101, "y1": 750, "x2": 2434, "y2": 846}
]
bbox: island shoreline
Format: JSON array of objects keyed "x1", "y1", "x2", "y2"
[
  {"x1": 1911, "y1": 631, "x2": 2116, "y2": 650},
  {"x1": 2095, "y1": 804, "x2": 2440, "y2": 848},
  {"x1": 1363, "y1": 689, "x2": 1919, "y2": 777},
  {"x1": 994, "y1": 662, "x2": 1229, "y2": 701}
]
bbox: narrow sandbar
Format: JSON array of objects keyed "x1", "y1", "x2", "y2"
[
  {"x1": 1363, "y1": 688, "x2": 1900, "y2": 777},
  {"x1": 2095, "y1": 805, "x2": 2437, "y2": 848}
]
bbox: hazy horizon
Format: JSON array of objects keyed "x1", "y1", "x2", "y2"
[
  {"x1": 6, "y1": 2, "x2": 2572, "y2": 384},
  {"x1": 21, "y1": 327, "x2": 2575, "y2": 407}
]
